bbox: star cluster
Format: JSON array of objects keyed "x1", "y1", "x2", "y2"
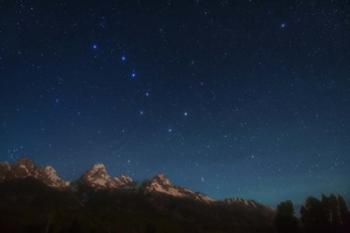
[{"x1": 0, "y1": 0, "x2": 350, "y2": 205}]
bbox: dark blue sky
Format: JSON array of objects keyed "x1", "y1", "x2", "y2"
[{"x1": 0, "y1": 0, "x2": 349, "y2": 206}]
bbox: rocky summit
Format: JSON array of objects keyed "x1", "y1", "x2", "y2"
[
  {"x1": 0, "y1": 158, "x2": 68, "y2": 188},
  {"x1": 78, "y1": 163, "x2": 133, "y2": 189}
]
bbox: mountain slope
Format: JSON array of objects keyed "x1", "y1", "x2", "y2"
[{"x1": 143, "y1": 173, "x2": 214, "y2": 203}]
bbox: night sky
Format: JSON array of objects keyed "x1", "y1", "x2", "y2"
[{"x1": 0, "y1": 0, "x2": 349, "y2": 206}]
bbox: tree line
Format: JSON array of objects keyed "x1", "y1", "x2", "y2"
[{"x1": 274, "y1": 194, "x2": 349, "y2": 233}]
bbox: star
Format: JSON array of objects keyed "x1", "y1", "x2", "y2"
[
  {"x1": 139, "y1": 110, "x2": 144, "y2": 115},
  {"x1": 130, "y1": 71, "x2": 136, "y2": 79},
  {"x1": 91, "y1": 43, "x2": 98, "y2": 49},
  {"x1": 280, "y1": 22, "x2": 287, "y2": 29},
  {"x1": 168, "y1": 128, "x2": 173, "y2": 133},
  {"x1": 145, "y1": 92, "x2": 150, "y2": 97},
  {"x1": 183, "y1": 112, "x2": 188, "y2": 116},
  {"x1": 121, "y1": 55, "x2": 126, "y2": 61}
]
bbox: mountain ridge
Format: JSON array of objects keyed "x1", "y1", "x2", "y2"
[
  {"x1": 0, "y1": 158, "x2": 69, "y2": 188},
  {"x1": 76, "y1": 163, "x2": 134, "y2": 190},
  {"x1": 0, "y1": 158, "x2": 218, "y2": 203},
  {"x1": 0, "y1": 158, "x2": 277, "y2": 233},
  {"x1": 0, "y1": 158, "x2": 270, "y2": 209}
]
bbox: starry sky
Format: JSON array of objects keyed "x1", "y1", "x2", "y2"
[{"x1": 0, "y1": 0, "x2": 350, "y2": 206}]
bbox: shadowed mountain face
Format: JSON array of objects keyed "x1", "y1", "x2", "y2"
[{"x1": 0, "y1": 159, "x2": 275, "y2": 233}]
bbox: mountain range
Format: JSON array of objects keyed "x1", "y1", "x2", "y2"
[{"x1": 0, "y1": 158, "x2": 275, "y2": 233}]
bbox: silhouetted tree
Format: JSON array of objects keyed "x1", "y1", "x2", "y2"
[
  {"x1": 336, "y1": 195, "x2": 349, "y2": 226},
  {"x1": 301, "y1": 194, "x2": 349, "y2": 233},
  {"x1": 300, "y1": 196, "x2": 325, "y2": 233},
  {"x1": 274, "y1": 200, "x2": 298, "y2": 233},
  {"x1": 337, "y1": 195, "x2": 350, "y2": 233},
  {"x1": 322, "y1": 194, "x2": 339, "y2": 232}
]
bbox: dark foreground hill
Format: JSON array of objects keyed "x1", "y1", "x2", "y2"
[{"x1": 0, "y1": 158, "x2": 274, "y2": 233}]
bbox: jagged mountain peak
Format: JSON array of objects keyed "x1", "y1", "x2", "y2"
[
  {"x1": 0, "y1": 158, "x2": 68, "y2": 188},
  {"x1": 85, "y1": 163, "x2": 109, "y2": 178},
  {"x1": 13, "y1": 157, "x2": 35, "y2": 176},
  {"x1": 144, "y1": 173, "x2": 214, "y2": 203},
  {"x1": 91, "y1": 163, "x2": 107, "y2": 171},
  {"x1": 150, "y1": 173, "x2": 172, "y2": 186},
  {"x1": 41, "y1": 165, "x2": 70, "y2": 187},
  {"x1": 79, "y1": 163, "x2": 133, "y2": 189}
]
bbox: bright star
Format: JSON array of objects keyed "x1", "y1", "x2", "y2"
[
  {"x1": 184, "y1": 112, "x2": 188, "y2": 116},
  {"x1": 121, "y1": 55, "x2": 126, "y2": 61},
  {"x1": 168, "y1": 128, "x2": 173, "y2": 133},
  {"x1": 139, "y1": 110, "x2": 144, "y2": 115},
  {"x1": 145, "y1": 92, "x2": 150, "y2": 97},
  {"x1": 280, "y1": 22, "x2": 287, "y2": 28},
  {"x1": 92, "y1": 43, "x2": 98, "y2": 49},
  {"x1": 130, "y1": 71, "x2": 136, "y2": 79}
]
